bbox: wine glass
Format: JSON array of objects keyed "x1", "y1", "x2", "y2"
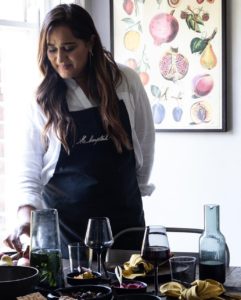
[
  {"x1": 84, "y1": 217, "x2": 113, "y2": 277},
  {"x1": 141, "y1": 225, "x2": 171, "y2": 295}
]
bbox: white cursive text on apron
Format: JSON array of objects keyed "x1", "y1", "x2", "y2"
[{"x1": 76, "y1": 134, "x2": 109, "y2": 145}]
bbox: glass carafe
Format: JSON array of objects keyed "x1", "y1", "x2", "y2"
[
  {"x1": 199, "y1": 204, "x2": 226, "y2": 283},
  {"x1": 30, "y1": 208, "x2": 64, "y2": 289}
]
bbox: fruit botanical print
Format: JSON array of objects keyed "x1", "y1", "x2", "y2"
[
  {"x1": 167, "y1": 0, "x2": 181, "y2": 8},
  {"x1": 123, "y1": 30, "x2": 141, "y2": 51},
  {"x1": 190, "y1": 29, "x2": 217, "y2": 70},
  {"x1": 159, "y1": 47, "x2": 189, "y2": 82},
  {"x1": 192, "y1": 74, "x2": 214, "y2": 98},
  {"x1": 113, "y1": 0, "x2": 225, "y2": 130},
  {"x1": 149, "y1": 11, "x2": 179, "y2": 46}
]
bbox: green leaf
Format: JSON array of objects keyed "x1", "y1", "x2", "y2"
[
  {"x1": 137, "y1": 0, "x2": 145, "y2": 3},
  {"x1": 186, "y1": 14, "x2": 202, "y2": 32},
  {"x1": 186, "y1": 14, "x2": 193, "y2": 29},
  {"x1": 121, "y1": 18, "x2": 136, "y2": 25},
  {"x1": 196, "y1": 17, "x2": 204, "y2": 25},
  {"x1": 190, "y1": 37, "x2": 208, "y2": 54},
  {"x1": 151, "y1": 85, "x2": 161, "y2": 98}
]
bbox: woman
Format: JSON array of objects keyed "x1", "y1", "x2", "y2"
[{"x1": 4, "y1": 4, "x2": 155, "y2": 257}]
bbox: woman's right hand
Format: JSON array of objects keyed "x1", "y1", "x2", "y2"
[
  {"x1": 3, "y1": 205, "x2": 35, "y2": 252},
  {"x1": 4, "y1": 222, "x2": 31, "y2": 253}
]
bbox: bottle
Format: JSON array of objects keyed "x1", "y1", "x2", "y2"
[
  {"x1": 30, "y1": 208, "x2": 64, "y2": 289},
  {"x1": 199, "y1": 204, "x2": 226, "y2": 283}
]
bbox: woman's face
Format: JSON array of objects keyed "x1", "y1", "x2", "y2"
[{"x1": 47, "y1": 25, "x2": 91, "y2": 80}]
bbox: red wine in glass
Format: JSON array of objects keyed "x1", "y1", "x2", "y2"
[
  {"x1": 141, "y1": 226, "x2": 170, "y2": 296},
  {"x1": 141, "y1": 246, "x2": 171, "y2": 266}
]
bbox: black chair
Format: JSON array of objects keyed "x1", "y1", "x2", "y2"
[{"x1": 106, "y1": 227, "x2": 230, "y2": 267}]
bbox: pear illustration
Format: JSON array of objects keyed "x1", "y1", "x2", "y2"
[{"x1": 200, "y1": 42, "x2": 217, "y2": 70}]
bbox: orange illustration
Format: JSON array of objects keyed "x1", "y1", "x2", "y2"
[{"x1": 139, "y1": 71, "x2": 150, "y2": 86}]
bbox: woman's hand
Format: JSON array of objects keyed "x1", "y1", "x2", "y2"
[
  {"x1": 3, "y1": 205, "x2": 35, "y2": 252},
  {"x1": 4, "y1": 222, "x2": 30, "y2": 252}
]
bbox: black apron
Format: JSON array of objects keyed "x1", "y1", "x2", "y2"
[{"x1": 42, "y1": 100, "x2": 145, "y2": 257}]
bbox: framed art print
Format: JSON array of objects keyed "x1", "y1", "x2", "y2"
[{"x1": 110, "y1": 0, "x2": 226, "y2": 131}]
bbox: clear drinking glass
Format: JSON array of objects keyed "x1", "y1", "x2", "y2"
[
  {"x1": 141, "y1": 225, "x2": 171, "y2": 295},
  {"x1": 68, "y1": 242, "x2": 93, "y2": 272},
  {"x1": 84, "y1": 217, "x2": 113, "y2": 277},
  {"x1": 30, "y1": 208, "x2": 64, "y2": 289}
]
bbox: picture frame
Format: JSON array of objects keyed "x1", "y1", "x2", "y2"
[{"x1": 110, "y1": 0, "x2": 226, "y2": 131}]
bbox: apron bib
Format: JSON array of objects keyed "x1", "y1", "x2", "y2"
[{"x1": 42, "y1": 100, "x2": 144, "y2": 257}]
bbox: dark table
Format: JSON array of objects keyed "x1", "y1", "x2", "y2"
[{"x1": 62, "y1": 259, "x2": 241, "y2": 298}]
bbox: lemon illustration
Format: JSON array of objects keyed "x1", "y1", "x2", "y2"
[{"x1": 123, "y1": 31, "x2": 141, "y2": 51}]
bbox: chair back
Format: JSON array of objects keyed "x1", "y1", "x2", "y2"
[{"x1": 106, "y1": 226, "x2": 230, "y2": 267}]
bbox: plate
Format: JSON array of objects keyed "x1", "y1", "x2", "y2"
[
  {"x1": 0, "y1": 266, "x2": 39, "y2": 299},
  {"x1": 47, "y1": 285, "x2": 112, "y2": 300},
  {"x1": 106, "y1": 261, "x2": 171, "y2": 284}
]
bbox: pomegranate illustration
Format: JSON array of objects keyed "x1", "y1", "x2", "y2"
[
  {"x1": 149, "y1": 11, "x2": 179, "y2": 46},
  {"x1": 192, "y1": 74, "x2": 214, "y2": 97},
  {"x1": 159, "y1": 47, "x2": 189, "y2": 81},
  {"x1": 123, "y1": 0, "x2": 134, "y2": 15}
]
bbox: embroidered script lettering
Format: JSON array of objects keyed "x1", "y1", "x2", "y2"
[{"x1": 76, "y1": 134, "x2": 109, "y2": 145}]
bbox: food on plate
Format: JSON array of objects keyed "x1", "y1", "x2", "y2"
[
  {"x1": 58, "y1": 291, "x2": 104, "y2": 299},
  {"x1": 0, "y1": 249, "x2": 30, "y2": 266},
  {"x1": 17, "y1": 257, "x2": 30, "y2": 266},
  {"x1": 0, "y1": 254, "x2": 14, "y2": 266},
  {"x1": 73, "y1": 271, "x2": 96, "y2": 279},
  {"x1": 17, "y1": 292, "x2": 47, "y2": 300},
  {"x1": 116, "y1": 282, "x2": 145, "y2": 289}
]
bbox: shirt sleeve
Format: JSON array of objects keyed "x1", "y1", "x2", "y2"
[
  {"x1": 14, "y1": 102, "x2": 46, "y2": 211},
  {"x1": 120, "y1": 65, "x2": 155, "y2": 196}
]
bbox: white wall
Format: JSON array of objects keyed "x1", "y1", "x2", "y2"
[{"x1": 89, "y1": 0, "x2": 241, "y2": 266}]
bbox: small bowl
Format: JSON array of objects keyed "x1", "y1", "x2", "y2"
[
  {"x1": 111, "y1": 279, "x2": 147, "y2": 295},
  {"x1": 0, "y1": 266, "x2": 39, "y2": 298},
  {"x1": 66, "y1": 270, "x2": 102, "y2": 285},
  {"x1": 47, "y1": 285, "x2": 112, "y2": 300}
]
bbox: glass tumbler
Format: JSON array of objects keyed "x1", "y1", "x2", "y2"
[{"x1": 30, "y1": 208, "x2": 64, "y2": 289}]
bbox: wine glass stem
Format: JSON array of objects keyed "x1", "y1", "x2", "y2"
[
  {"x1": 97, "y1": 252, "x2": 102, "y2": 273},
  {"x1": 154, "y1": 264, "x2": 159, "y2": 295}
]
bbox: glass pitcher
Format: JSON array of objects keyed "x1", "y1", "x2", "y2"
[
  {"x1": 30, "y1": 208, "x2": 64, "y2": 289},
  {"x1": 199, "y1": 204, "x2": 226, "y2": 283}
]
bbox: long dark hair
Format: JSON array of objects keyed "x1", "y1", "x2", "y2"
[{"x1": 37, "y1": 4, "x2": 131, "y2": 153}]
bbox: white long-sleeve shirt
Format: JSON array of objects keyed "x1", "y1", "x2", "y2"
[{"x1": 16, "y1": 64, "x2": 155, "y2": 210}]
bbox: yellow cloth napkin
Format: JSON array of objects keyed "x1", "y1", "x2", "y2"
[
  {"x1": 160, "y1": 279, "x2": 225, "y2": 299},
  {"x1": 122, "y1": 254, "x2": 154, "y2": 279}
]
